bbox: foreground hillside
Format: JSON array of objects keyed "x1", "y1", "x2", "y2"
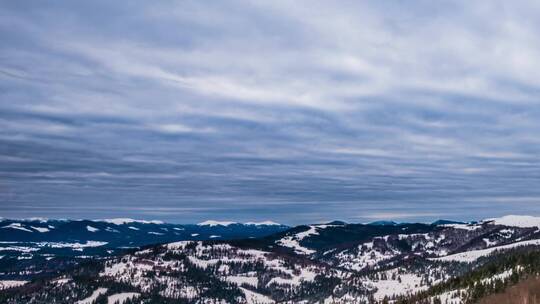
[
  {"x1": 478, "y1": 277, "x2": 540, "y2": 304},
  {"x1": 2, "y1": 215, "x2": 540, "y2": 303}
]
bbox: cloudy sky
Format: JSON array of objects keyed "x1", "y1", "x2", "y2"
[{"x1": 2, "y1": 1, "x2": 540, "y2": 224}]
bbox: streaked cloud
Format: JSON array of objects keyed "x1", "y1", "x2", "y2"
[{"x1": 1, "y1": 1, "x2": 540, "y2": 224}]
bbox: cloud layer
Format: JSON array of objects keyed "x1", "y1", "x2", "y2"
[{"x1": 2, "y1": 1, "x2": 540, "y2": 224}]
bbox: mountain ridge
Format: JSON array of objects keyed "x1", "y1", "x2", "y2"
[{"x1": 2, "y1": 214, "x2": 540, "y2": 303}]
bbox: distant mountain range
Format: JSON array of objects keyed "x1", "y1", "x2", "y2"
[
  {"x1": 0, "y1": 218, "x2": 289, "y2": 282},
  {"x1": 0, "y1": 217, "x2": 288, "y2": 244},
  {"x1": 2, "y1": 215, "x2": 540, "y2": 303}
]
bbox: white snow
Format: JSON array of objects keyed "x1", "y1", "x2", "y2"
[
  {"x1": 86, "y1": 225, "x2": 99, "y2": 232},
  {"x1": 485, "y1": 215, "x2": 540, "y2": 228},
  {"x1": 266, "y1": 267, "x2": 317, "y2": 287},
  {"x1": 483, "y1": 238, "x2": 498, "y2": 247},
  {"x1": 30, "y1": 226, "x2": 50, "y2": 233},
  {"x1": 187, "y1": 256, "x2": 219, "y2": 269},
  {"x1": 244, "y1": 221, "x2": 281, "y2": 226},
  {"x1": 336, "y1": 239, "x2": 401, "y2": 271},
  {"x1": 2, "y1": 223, "x2": 33, "y2": 232},
  {"x1": 276, "y1": 226, "x2": 318, "y2": 255},
  {"x1": 0, "y1": 245, "x2": 39, "y2": 252},
  {"x1": 371, "y1": 271, "x2": 428, "y2": 300},
  {"x1": 432, "y1": 239, "x2": 540, "y2": 263},
  {"x1": 98, "y1": 218, "x2": 164, "y2": 225},
  {"x1": 226, "y1": 275, "x2": 259, "y2": 287},
  {"x1": 197, "y1": 220, "x2": 237, "y2": 226},
  {"x1": 52, "y1": 278, "x2": 71, "y2": 285},
  {"x1": 441, "y1": 223, "x2": 482, "y2": 231},
  {"x1": 239, "y1": 287, "x2": 274, "y2": 304},
  {"x1": 430, "y1": 289, "x2": 465, "y2": 304},
  {"x1": 40, "y1": 241, "x2": 108, "y2": 249},
  {"x1": 178, "y1": 286, "x2": 199, "y2": 299},
  {"x1": 0, "y1": 241, "x2": 107, "y2": 253},
  {"x1": 107, "y1": 292, "x2": 140, "y2": 304},
  {"x1": 76, "y1": 287, "x2": 108, "y2": 304},
  {"x1": 481, "y1": 269, "x2": 514, "y2": 284},
  {"x1": 0, "y1": 280, "x2": 28, "y2": 289},
  {"x1": 325, "y1": 293, "x2": 370, "y2": 304},
  {"x1": 25, "y1": 217, "x2": 48, "y2": 222},
  {"x1": 500, "y1": 228, "x2": 514, "y2": 235}
]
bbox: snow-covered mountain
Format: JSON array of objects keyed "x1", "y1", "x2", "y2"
[
  {"x1": 0, "y1": 218, "x2": 289, "y2": 245},
  {"x1": 2, "y1": 215, "x2": 540, "y2": 303},
  {"x1": 482, "y1": 214, "x2": 540, "y2": 228},
  {"x1": 0, "y1": 218, "x2": 289, "y2": 281}
]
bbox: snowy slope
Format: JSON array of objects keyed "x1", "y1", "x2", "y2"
[
  {"x1": 485, "y1": 215, "x2": 540, "y2": 228},
  {"x1": 431, "y1": 239, "x2": 540, "y2": 263}
]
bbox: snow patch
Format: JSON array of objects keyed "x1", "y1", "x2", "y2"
[
  {"x1": 432, "y1": 239, "x2": 540, "y2": 263},
  {"x1": 105, "y1": 227, "x2": 120, "y2": 233},
  {"x1": 430, "y1": 289, "x2": 465, "y2": 304},
  {"x1": 107, "y1": 292, "x2": 140, "y2": 304},
  {"x1": 76, "y1": 287, "x2": 108, "y2": 304},
  {"x1": 31, "y1": 226, "x2": 50, "y2": 233},
  {"x1": 276, "y1": 226, "x2": 318, "y2": 255},
  {"x1": 98, "y1": 218, "x2": 164, "y2": 225},
  {"x1": 239, "y1": 287, "x2": 274, "y2": 304},
  {"x1": 483, "y1": 238, "x2": 498, "y2": 247},
  {"x1": 244, "y1": 221, "x2": 281, "y2": 226},
  {"x1": 336, "y1": 239, "x2": 401, "y2": 271},
  {"x1": 226, "y1": 275, "x2": 259, "y2": 287},
  {"x1": 2, "y1": 223, "x2": 33, "y2": 232},
  {"x1": 41, "y1": 241, "x2": 108, "y2": 249},
  {"x1": 197, "y1": 220, "x2": 237, "y2": 226},
  {"x1": 370, "y1": 271, "x2": 428, "y2": 300},
  {"x1": 86, "y1": 225, "x2": 99, "y2": 232},
  {"x1": 52, "y1": 278, "x2": 71, "y2": 286},
  {"x1": 0, "y1": 280, "x2": 28, "y2": 289},
  {"x1": 485, "y1": 215, "x2": 540, "y2": 228},
  {"x1": 441, "y1": 223, "x2": 482, "y2": 231},
  {"x1": 481, "y1": 269, "x2": 514, "y2": 284}
]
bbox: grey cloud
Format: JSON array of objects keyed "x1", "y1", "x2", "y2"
[{"x1": 1, "y1": 1, "x2": 540, "y2": 224}]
